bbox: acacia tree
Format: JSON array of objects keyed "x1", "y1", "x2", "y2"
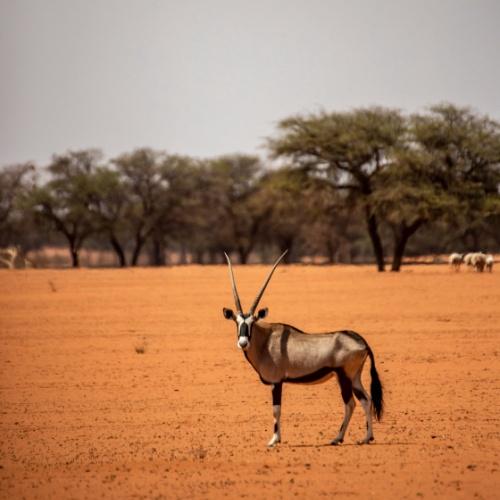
[
  {"x1": 207, "y1": 154, "x2": 267, "y2": 264},
  {"x1": 177, "y1": 160, "x2": 228, "y2": 264},
  {"x1": 254, "y1": 168, "x2": 306, "y2": 261},
  {"x1": 111, "y1": 149, "x2": 197, "y2": 266},
  {"x1": 0, "y1": 163, "x2": 35, "y2": 248},
  {"x1": 111, "y1": 149, "x2": 169, "y2": 266},
  {"x1": 148, "y1": 155, "x2": 198, "y2": 266},
  {"x1": 29, "y1": 150, "x2": 101, "y2": 267},
  {"x1": 269, "y1": 107, "x2": 406, "y2": 271},
  {"x1": 87, "y1": 166, "x2": 130, "y2": 267},
  {"x1": 411, "y1": 104, "x2": 500, "y2": 255},
  {"x1": 301, "y1": 177, "x2": 363, "y2": 263},
  {"x1": 372, "y1": 148, "x2": 458, "y2": 270}
]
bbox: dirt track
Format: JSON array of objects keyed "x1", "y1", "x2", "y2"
[{"x1": 1, "y1": 265, "x2": 499, "y2": 499}]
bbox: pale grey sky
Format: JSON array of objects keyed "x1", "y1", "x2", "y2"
[{"x1": 1, "y1": 0, "x2": 499, "y2": 166}]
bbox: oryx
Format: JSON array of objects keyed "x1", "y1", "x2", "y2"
[{"x1": 222, "y1": 251, "x2": 384, "y2": 447}]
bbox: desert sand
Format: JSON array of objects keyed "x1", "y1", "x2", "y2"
[{"x1": 1, "y1": 265, "x2": 499, "y2": 499}]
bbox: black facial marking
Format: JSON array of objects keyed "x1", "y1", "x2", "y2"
[{"x1": 239, "y1": 322, "x2": 249, "y2": 338}]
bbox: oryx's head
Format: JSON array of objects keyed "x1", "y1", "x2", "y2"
[{"x1": 222, "y1": 250, "x2": 287, "y2": 350}]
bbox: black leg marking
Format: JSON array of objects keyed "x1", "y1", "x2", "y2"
[
  {"x1": 269, "y1": 383, "x2": 283, "y2": 447},
  {"x1": 272, "y1": 383, "x2": 282, "y2": 406},
  {"x1": 337, "y1": 370, "x2": 353, "y2": 404},
  {"x1": 285, "y1": 366, "x2": 334, "y2": 384},
  {"x1": 353, "y1": 387, "x2": 367, "y2": 401}
]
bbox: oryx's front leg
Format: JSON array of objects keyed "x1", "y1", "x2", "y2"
[{"x1": 268, "y1": 383, "x2": 282, "y2": 447}]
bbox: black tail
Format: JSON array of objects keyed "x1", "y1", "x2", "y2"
[{"x1": 367, "y1": 346, "x2": 384, "y2": 421}]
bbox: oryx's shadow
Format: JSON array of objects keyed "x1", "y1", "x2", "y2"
[{"x1": 284, "y1": 441, "x2": 416, "y2": 448}]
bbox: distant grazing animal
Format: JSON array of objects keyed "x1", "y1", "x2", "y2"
[
  {"x1": 448, "y1": 253, "x2": 463, "y2": 271},
  {"x1": 0, "y1": 246, "x2": 18, "y2": 269},
  {"x1": 222, "y1": 251, "x2": 384, "y2": 447},
  {"x1": 471, "y1": 252, "x2": 487, "y2": 272},
  {"x1": 463, "y1": 253, "x2": 474, "y2": 269},
  {"x1": 485, "y1": 254, "x2": 494, "y2": 273}
]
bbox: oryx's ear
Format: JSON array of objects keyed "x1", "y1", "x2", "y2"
[
  {"x1": 257, "y1": 308, "x2": 268, "y2": 319},
  {"x1": 223, "y1": 307, "x2": 235, "y2": 320}
]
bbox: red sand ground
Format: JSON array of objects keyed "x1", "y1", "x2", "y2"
[{"x1": 1, "y1": 265, "x2": 499, "y2": 499}]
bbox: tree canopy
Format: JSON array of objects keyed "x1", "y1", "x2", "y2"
[{"x1": 3, "y1": 103, "x2": 499, "y2": 269}]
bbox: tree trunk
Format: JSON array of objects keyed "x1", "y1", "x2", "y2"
[
  {"x1": 326, "y1": 239, "x2": 341, "y2": 264},
  {"x1": 70, "y1": 247, "x2": 79, "y2": 268},
  {"x1": 179, "y1": 245, "x2": 187, "y2": 265},
  {"x1": 391, "y1": 234, "x2": 409, "y2": 272},
  {"x1": 390, "y1": 219, "x2": 425, "y2": 272},
  {"x1": 64, "y1": 233, "x2": 80, "y2": 268},
  {"x1": 208, "y1": 249, "x2": 218, "y2": 264},
  {"x1": 150, "y1": 238, "x2": 166, "y2": 266},
  {"x1": 193, "y1": 250, "x2": 204, "y2": 264},
  {"x1": 238, "y1": 247, "x2": 250, "y2": 264},
  {"x1": 278, "y1": 236, "x2": 294, "y2": 263},
  {"x1": 110, "y1": 234, "x2": 127, "y2": 267},
  {"x1": 365, "y1": 208, "x2": 385, "y2": 271},
  {"x1": 131, "y1": 236, "x2": 145, "y2": 266}
]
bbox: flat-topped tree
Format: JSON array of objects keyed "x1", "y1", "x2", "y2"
[
  {"x1": 112, "y1": 148, "x2": 193, "y2": 266},
  {"x1": 29, "y1": 150, "x2": 101, "y2": 267},
  {"x1": 207, "y1": 154, "x2": 266, "y2": 264},
  {"x1": 269, "y1": 107, "x2": 406, "y2": 271},
  {"x1": 411, "y1": 104, "x2": 500, "y2": 254},
  {"x1": 0, "y1": 163, "x2": 35, "y2": 248},
  {"x1": 86, "y1": 166, "x2": 129, "y2": 267}
]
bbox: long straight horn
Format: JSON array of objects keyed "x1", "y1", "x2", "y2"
[
  {"x1": 224, "y1": 252, "x2": 243, "y2": 314},
  {"x1": 249, "y1": 250, "x2": 288, "y2": 315}
]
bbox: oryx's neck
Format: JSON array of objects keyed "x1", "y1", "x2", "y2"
[{"x1": 243, "y1": 322, "x2": 272, "y2": 373}]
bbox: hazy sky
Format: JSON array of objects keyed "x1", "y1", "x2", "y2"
[{"x1": 1, "y1": 0, "x2": 499, "y2": 166}]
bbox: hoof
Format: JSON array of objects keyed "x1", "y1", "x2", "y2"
[
  {"x1": 267, "y1": 436, "x2": 281, "y2": 448},
  {"x1": 330, "y1": 438, "x2": 343, "y2": 446},
  {"x1": 357, "y1": 437, "x2": 374, "y2": 445}
]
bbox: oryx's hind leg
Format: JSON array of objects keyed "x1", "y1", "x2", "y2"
[
  {"x1": 331, "y1": 370, "x2": 355, "y2": 445},
  {"x1": 352, "y1": 369, "x2": 374, "y2": 444}
]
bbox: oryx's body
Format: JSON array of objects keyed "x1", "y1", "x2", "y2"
[
  {"x1": 242, "y1": 323, "x2": 369, "y2": 384},
  {"x1": 223, "y1": 251, "x2": 384, "y2": 447}
]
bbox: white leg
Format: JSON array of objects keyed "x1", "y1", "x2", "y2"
[
  {"x1": 331, "y1": 370, "x2": 356, "y2": 445},
  {"x1": 353, "y1": 373, "x2": 374, "y2": 444},
  {"x1": 331, "y1": 398, "x2": 355, "y2": 445},
  {"x1": 268, "y1": 383, "x2": 282, "y2": 447}
]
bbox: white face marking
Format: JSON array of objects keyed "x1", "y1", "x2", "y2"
[
  {"x1": 236, "y1": 315, "x2": 255, "y2": 325},
  {"x1": 237, "y1": 336, "x2": 249, "y2": 349},
  {"x1": 236, "y1": 314, "x2": 254, "y2": 349}
]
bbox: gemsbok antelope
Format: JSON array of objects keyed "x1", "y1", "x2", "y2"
[
  {"x1": 0, "y1": 246, "x2": 18, "y2": 269},
  {"x1": 448, "y1": 253, "x2": 463, "y2": 271},
  {"x1": 222, "y1": 251, "x2": 384, "y2": 447}
]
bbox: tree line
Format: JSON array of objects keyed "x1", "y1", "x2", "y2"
[{"x1": 1, "y1": 103, "x2": 499, "y2": 271}]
